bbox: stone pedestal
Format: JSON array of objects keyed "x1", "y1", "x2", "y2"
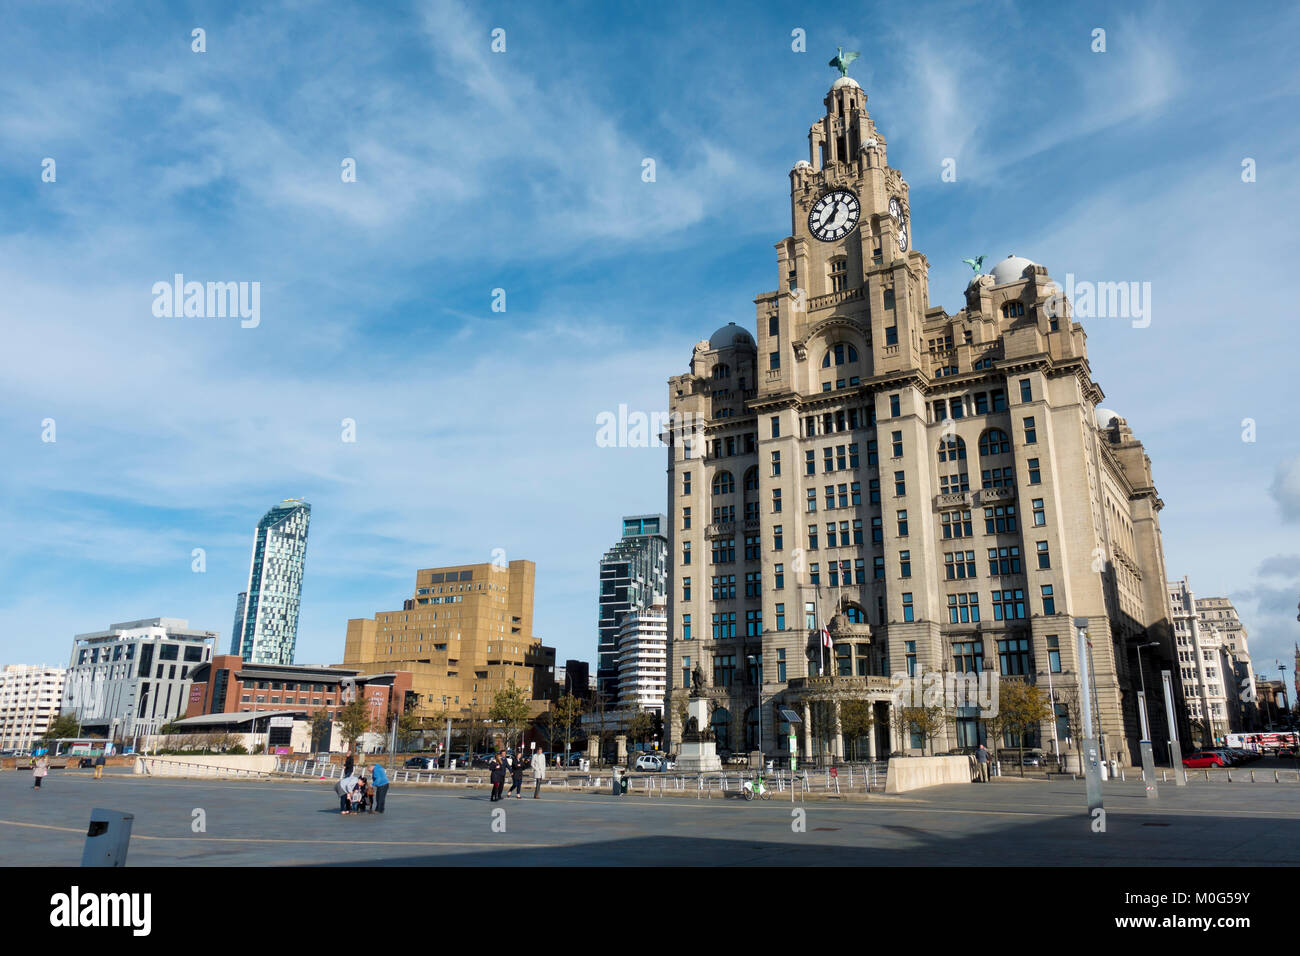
[
  {"x1": 675, "y1": 697, "x2": 722, "y2": 773},
  {"x1": 615, "y1": 734, "x2": 628, "y2": 764}
]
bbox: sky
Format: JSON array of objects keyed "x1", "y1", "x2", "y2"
[{"x1": 2, "y1": 0, "x2": 1299, "y2": 686}]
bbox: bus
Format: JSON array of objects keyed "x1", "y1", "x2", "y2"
[{"x1": 1225, "y1": 732, "x2": 1298, "y2": 754}]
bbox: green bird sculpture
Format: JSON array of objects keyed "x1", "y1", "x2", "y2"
[
  {"x1": 829, "y1": 47, "x2": 860, "y2": 78},
  {"x1": 962, "y1": 256, "x2": 986, "y2": 274}
]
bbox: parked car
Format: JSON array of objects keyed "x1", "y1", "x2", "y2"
[
  {"x1": 404, "y1": 756, "x2": 437, "y2": 770},
  {"x1": 1183, "y1": 751, "x2": 1229, "y2": 768},
  {"x1": 565, "y1": 752, "x2": 586, "y2": 767},
  {"x1": 635, "y1": 754, "x2": 666, "y2": 772}
]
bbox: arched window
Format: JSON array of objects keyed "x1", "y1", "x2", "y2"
[
  {"x1": 712, "y1": 364, "x2": 731, "y2": 379},
  {"x1": 711, "y1": 707, "x2": 732, "y2": 751},
  {"x1": 712, "y1": 471, "x2": 735, "y2": 496},
  {"x1": 979, "y1": 429, "x2": 1011, "y2": 457},
  {"x1": 821, "y1": 343, "x2": 860, "y2": 367},
  {"x1": 845, "y1": 605, "x2": 866, "y2": 624},
  {"x1": 938, "y1": 435, "x2": 967, "y2": 463}
]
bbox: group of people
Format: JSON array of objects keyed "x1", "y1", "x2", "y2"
[
  {"x1": 335, "y1": 755, "x2": 390, "y2": 815},
  {"x1": 488, "y1": 747, "x2": 546, "y2": 801}
]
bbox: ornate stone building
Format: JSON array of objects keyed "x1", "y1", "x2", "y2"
[{"x1": 663, "y1": 64, "x2": 1185, "y2": 766}]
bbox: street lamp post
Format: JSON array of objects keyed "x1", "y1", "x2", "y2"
[{"x1": 1133, "y1": 641, "x2": 1160, "y2": 799}]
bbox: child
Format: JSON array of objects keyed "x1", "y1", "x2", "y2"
[{"x1": 348, "y1": 775, "x2": 363, "y2": 814}]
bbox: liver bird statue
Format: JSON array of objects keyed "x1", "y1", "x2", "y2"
[
  {"x1": 962, "y1": 255, "x2": 986, "y2": 274},
  {"x1": 828, "y1": 47, "x2": 860, "y2": 78}
]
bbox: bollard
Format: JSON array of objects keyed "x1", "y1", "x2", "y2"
[
  {"x1": 1275, "y1": 771, "x2": 1280, "y2": 783},
  {"x1": 1227, "y1": 769, "x2": 1233, "y2": 782},
  {"x1": 82, "y1": 809, "x2": 134, "y2": 867},
  {"x1": 1251, "y1": 770, "x2": 1256, "y2": 783}
]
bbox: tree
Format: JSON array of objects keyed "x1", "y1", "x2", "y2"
[
  {"x1": 626, "y1": 708, "x2": 654, "y2": 756},
  {"x1": 396, "y1": 709, "x2": 421, "y2": 754},
  {"x1": 586, "y1": 689, "x2": 612, "y2": 764},
  {"x1": 901, "y1": 704, "x2": 948, "y2": 755},
  {"x1": 1001, "y1": 679, "x2": 1054, "y2": 776},
  {"x1": 489, "y1": 681, "x2": 532, "y2": 749},
  {"x1": 552, "y1": 694, "x2": 583, "y2": 761},
  {"x1": 839, "y1": 699, "x2": 875, "y2": 760},
  {"x1": 42, "y1": 713, "x2": 81, "y2": 742},
  {"x1": 309, "y1": 710, "x2": 334, "y2": 752},
  {"x1": 338, "y1": 699, "x2": 372, "y2": 755}
]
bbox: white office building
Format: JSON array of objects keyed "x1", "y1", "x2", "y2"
[
  {"x1": 616, "y1": 603, "x2": 668, "y2": 714},
  {"x1": 0, "y1": 665, "x2": 67, "y2": 751},
  {"x1": 63, "y1": 618, "x2": 217, "y2": 741},
  {"x1": 1169, "y1": 579, "x2": 1243, "y2": 746}
]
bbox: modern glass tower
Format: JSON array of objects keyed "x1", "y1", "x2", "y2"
[
  {"x1": 230, "y1": 499, "x2": 311, "y2": 665},
  {"x1": 597, "y1": 514, "x2": 668, "y2": 706}
]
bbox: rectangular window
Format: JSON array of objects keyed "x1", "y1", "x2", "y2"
[
  {"x1": 713, "y1": 654, "x2": 737, "y2": 686},
  {"x1": 682, "y1": 542, "x2": 691, "y2": 565},
  {"x1": 682, "y1": 577, "x2": 691, "y2": 601},
  {"x1": 987, "y1": 546, "x2": 1022, "y2": 576},
  {"x1": 771, "y1": 451, "x2": 781, "y2": 476},
  {"x1": 824, "y1": 447, "x2": 834, "y2": 473},
  {"x1": 870, "y1": 516, "x2": 882, "y2": 543},
  {"x1": 998, "y1": 637, "x2": 1031, "y2": 676},
  {"x1": 806, "y1": 449, "x2": 816, "y2": 475},
  {"x1": 992, "y1": 589, "x2": 1027, "y2": 620},
  {"x1": 849, "y1": 443, "x2": 859, "y2": 467},
  {"x1": 1036, "y1": 541, "x2": 1051, "y2": 569},
  {"x1": 825, "y1": 485, "x2": 834, "y2": 510},
  {"x1": 774, "y1": 564, "x2": 784, "y2": 589},
  {"x1": 851, "y1": 481, "x2": 862, "y2": 506},
  {"x1": 683, "y1": 507, "x2": 691, "y2": 530},
  {"x1": 873, "y1": 556, "x2": 885, "y2": 579},
  {"x1": 807, "y1": 489, "x2": 817, "y2": 513},
  {"x1": 1047, "y1": 634, "x2": 1061, "y2": 673},
  {"x1": 808, "y1": 526, "x2": 818, "y2": 550},
  {"x1": 952, "y1": 640, "x2": 983, "y2": 673},
  {"x1": 772, "y1": 489, "x2": 782, "y2": 512},
  {"x1": 885, "y1": 325, "x2": 898, "y2": 346},
  {"x1": 773, "y1": 525, "x2": 783, "y2": 550},
  {"x1": 891, "y1": 430, "x2": 903, "y2": 457},
  {"x1": 984, "y1": 505, "x2": 1018, "y2": 534},
  {"x1": 894, "y1": 471, "x2": 906, "y2": 496},
  {"x1": 770, "y1": 416, "x2": 780, "y2": 438},
  {"x1": 683, "y1": 472, "x2": 691, "y2": 495},
  {"x1": 837, "y1": 484, "x2": 848, "y2": 508},
  {"x1": 682, "y1": 616, "x2": 691, "y2": 641},
  {"x1": 889, "y1": 394, "x2": 901, "y2": 417},
  {"x1": 902, "y1": 593, "x2": 914, "y2": 623},
  {"x1": 805, "y1": 602, "x2": 817, "y2": 630},
  {"x1": 1032, "y1": 498, "x2": 1045, "y2": 526},
  {"x1": 777, "y1": 648, "x2": 787, "y2": 681},
  {"x1": 825, "y1": 522, "x2": 837, "y2": 548},
  {"x1": 855, "y1": 558, "x2": 866, "y2": 584},
  {"x1": 1028, "y1": 458, "x2": 1042, "y2": 484},
  {"x1": 1024, "y1": 416, "x2": 1037, "y2": 444},
  {"x1": 974, "y1": 392, "x2": 989, "y2": 415},
  {"x1": 769, "y1": 315, "x2": 779, "y2": 337},
  {"x1": 867, "y1": 439, "x2": 878, "y2": 466},
  {"x1": 776, "y1": 604, "x2": 786, "y2": 632},
  {"x1": 1019, "y1": 378, "x2": 1032, "y2": 402},
  {"x1": 770, "y1": 352, "x2": 780, "y2": 370},
  {"x1": 836, "y1": 445, "x2": 847, "y2": 470},
  {"x1": 1041, "y1": 584, "x2": 1055, "y2": 615},
  {"x1": 991, "y1": 389, "x2": 1006, "y2": 412},
  {"x1": 947, "y1": 593, "x2": 980, "y2": 624}
]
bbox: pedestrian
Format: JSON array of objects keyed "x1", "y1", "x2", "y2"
[
  {"x1": 350, "y1": 774, "x2": 365, "y2": 814},
  {"x1": 93, "y1": 752, "x2": 106, "y2": 780},
  {"x1": 508, "y1": 748, "x2": 525, "y2": 798},
  {"x1": 371, "y1": 762, "x2": 389, "y2": 814},
  {"x1": 531, "y1": 746, "x2": 546, "y2": 799},
  {"x1": 33, "y1": 755, "x2": 48, "y2": 789},
  {"x1": 337, "y1": 771, "x2": 359, "y2": 814},
  {"x1": 976, "y1": 744, "x2": 990, "y2": 783},
  {"x1": 343, "y1": 753, "x2": 355, "y2": 778},
  {"x1": 489, "y1": 752, "x2": 506, "y2": 801}
]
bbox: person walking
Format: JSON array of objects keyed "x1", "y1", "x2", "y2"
[
  {"x1": 343, "y1": 753, "x2": 355, "y2": 778},
  {"x1": 93, "y1": 752, "x2": 106, "y2": 780},
  {"x1": 976, "y1": 744, "x2": 990, "y2": 783},
  {"x1": 508, "y1": 748, "x2": 525, "y2": 798},
  {"x1": 531, "y1": 746, "x2": 546, "y2": 799},
  {"x1": 32, "y1": 755, "x2": 48, "y2": 789},
  {"x1": 489, "y1": 751, "x2": 506, "y2": 801},
  {"x1": 371, "y1": 762, "x2": 389, "y2": 813}
]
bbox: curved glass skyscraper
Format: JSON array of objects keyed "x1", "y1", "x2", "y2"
[{"x1": 230, "y1": 499, "x2": 311, "y2": 665}]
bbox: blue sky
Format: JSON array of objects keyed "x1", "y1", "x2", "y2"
[{"x1": 2, "y1": 0, "x2": 1299, "y2": 684}]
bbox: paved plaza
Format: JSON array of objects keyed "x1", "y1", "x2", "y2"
[{"x1": 2, "y1": 768, "x2": 1298, "y2": 866}]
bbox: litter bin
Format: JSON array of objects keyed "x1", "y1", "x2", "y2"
[{"x1": 611, "y1": 768, "x2": 622, "y2": 795}]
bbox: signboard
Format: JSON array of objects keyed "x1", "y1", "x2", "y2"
[
  {"x1": 274, "y1": 747, "x2": 291, "y2": 755},
  {"x1": 269, "y1": 716, "x2": 294, "y2": 728},
  {"x1": 189, "y1": 686, "x2": 203, "y2": 703}
]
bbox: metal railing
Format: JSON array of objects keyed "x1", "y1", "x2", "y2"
[{"x1": 138, "y1": 756, "x2": 271, "y2": 778}]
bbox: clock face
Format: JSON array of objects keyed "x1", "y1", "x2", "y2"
[
  {"x1": 888, "y1": 197, "x2": 901, "y2": 220},
  {"x1": 809, "y1": 190, "x2": 861, "y2": 241},
  {"x1": 897, "y1": 217, "x2": 909, "y2": 252}
]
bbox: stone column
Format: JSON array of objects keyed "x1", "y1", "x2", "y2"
[
  {"x1": 833, "y1": 699, "x2": 843, "y2": 761},
  {"x1": 801, "y1": 700, "x2": 812, "y2": 762},
  {"x1": 867, "y1": 701, "x2": 878, "y2": 761},
  {"x1": 586, "y1": 735, "x2": 599, "y2": 760},
  {"x1": 615, "y1": 734, "x2": 628, "y2": 764}
]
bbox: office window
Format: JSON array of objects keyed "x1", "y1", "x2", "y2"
[
  {"x1": 992, "y1": 589, "x2": 1027, "y2": 620},
  {"x1": 770, "y1": 352, "x2": 780, "y2": 370},
  {"x1": 806, "y1": 450, "x2": 816, "y2": 476},
  {"x1": 808, "y1": 526, "x2": 818, "y2": 550},
  {"x1": 771, "y1": 416, "x2": 780, "y2": 438},
  {"x1": 998, "y1": 637, "x2": 1031, "y2": 675},
  {"x1": 1032, "y1": 498, "x2": 1045, "y2": 526},
  {"x1": 682, "y1": 616, "x2": 691, "y2": 641},
  {"x1": 777, "y1": 647, "x2": 787, "y2": 681},
  {"x1": 772, "y1": 489, "x2": 782, "y2": 513},
  {"x1": 852, "y1": 482, "x2": 862, "y2": 506},
  {"x1": 683, "y1": 507, "x2": 691, "y2": 530},
  {"x1": 948, "y1": 593, "x2": 980, "y2": 624},
  {"x1": 891, "y1": 430, "x2": 903, "y2": 457},
  {"x1": 984, "y1": 505, "x2": 1017, "y2": 534},
  {"x1": 899, "y1": 550, "x2": 912, "y2": 578},
  {"x1": 776, "y1": 605, "x2": 786, "y2": 632},
  {"x1": 873, "y1": 556, "x2": 885, "y2": 579},
  {"x1": 905, "y1": 640, "x2": 917, "y2": 677},
  {"x1": 941, "y1": 509, "x2": 973, "y2": 538},
  {"x1": 682, "y1": 577, "x2": 691, "y2": 601},
  {"x1": 1041, "y1": 584, "x2": 1055, "y2": 615},
  {"x1": 1047, "y1": 635, "x2": 1061, "y2": 673},
  {"x1": 979, "y1": 428, "x2": 1011, "y2": 456},
  {"x1": 1028, "y1": 458, "x2": 1042, "y2": 484},
  {"x1": 713, "y1": 654, "x2": 737, "y2": 686},
  {"x1": 902, "y1": 593, "x2": 914, "y2": 622},
  {"x1": 807, "y1": 489, "x2": 817, "y2": 513},
  {"x1": 1036, "y1": 541, "x2": 1051, "y2": 569},
  {"x1": 953, "y1": 640, "x2": 983, "y2": 673},
  {"x1": 682, "y1": 542, "x2": 691, "y2": 565},
  {"x1": 988, "y1": 546, "x2": 1022, "y2": 576},
  {"x1": 824, "y1": 447, "x2": 834, "y2": 473},
  {"x1": 894, "y1": 471, "x2": 906, "y2": 496},
  {"x1": 1024, "y1": 416, "x2": 1037, "y2": 444},
  {"x1": 773, "y1": 525, "x2": 783, "y2": 550},
  {"x1": 889, "y1": 394, "x2": 901, "y2": 417},
  {"x1": 1019, "y1": 379, "x2": 1032, "y2": 402},
  {"x1": 774, "y1": 564, "x2": 784, "y2": 589},
  {"x1": 871, "y1": 516, "x2": 882, "y2": 543},
  {"x1": 896, "y1": 510, "x2": 908, "y2": 536},
  {"x1": 683, "y1": 472, "x2": 691, "y2": 495},
  {"x1": 825, "y1": 485, "x2": 834, "y2": 510}
]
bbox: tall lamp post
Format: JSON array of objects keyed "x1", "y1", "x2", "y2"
[{"x1": 1133, "y1": 641, "x2": 1160, "y2": 798}]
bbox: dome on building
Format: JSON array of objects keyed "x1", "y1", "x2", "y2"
[
  {"x1": 832, "y1": 75, "x2": 861, "y2": 90},
  {"x1": 792, "y1": 159, "x2": 812, "y2": 171},
  {"x1": 708, "y1": 322, "x2": 755, "y2": 350},
  {"x1": 990, "y1": 254, "x2": 1037, "y2": 286},
  {"x1": 1095, "y1": 407, "x2": 1122, "y2": 429}
]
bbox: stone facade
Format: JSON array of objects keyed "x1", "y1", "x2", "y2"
[{"x1": 663, "y1": 71, "x2": 1184, "y2": 766}]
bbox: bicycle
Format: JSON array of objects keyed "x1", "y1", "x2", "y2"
[{"x1": 742, "y1": 775, "x2": 772, "y2": 800}]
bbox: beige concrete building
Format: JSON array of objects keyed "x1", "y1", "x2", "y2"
[
  {"x1": 343, "y1": 560, "x2": 556, "y2": 721},
  {"x1": 1194, "y1": 592, "x2": 1257, "y2": 732},
  {"x1": 663, "y1": 67, "x2": 1184, "y2": 767},
  {"x1": 0, "y1": 664, "x2": 67, "y2": 751}
]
